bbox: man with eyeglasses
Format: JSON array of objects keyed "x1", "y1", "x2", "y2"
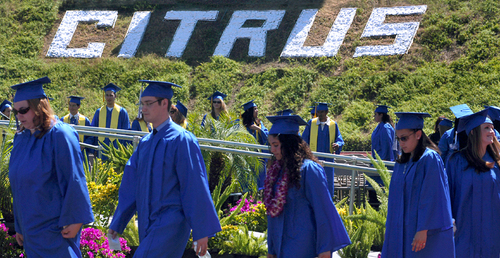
[
  {"x1": 86, "y1": 83, "x2": 130, "y2": 158},
  {"x1": 108, "y1": 80, "x2": 221, "y2": 258}
]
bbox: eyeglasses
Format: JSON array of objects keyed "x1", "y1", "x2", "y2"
[
  {"x1": 213, "y1": 101, "x2": 221, "y2": 104},
  {"x1": 396, "y1": 132, "x2": 415, "y2": 142},
  {"x1": 141, "y1": 100, "x2": 161, "y2": 107},
  {"x1": 12, "y1": 106, "x2": 30, "y2": 116}
]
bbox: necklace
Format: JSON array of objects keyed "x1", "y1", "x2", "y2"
[{"x1": 263, "y1": 160, "x2": 289, "y2": 217}]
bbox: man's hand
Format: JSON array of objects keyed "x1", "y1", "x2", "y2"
[
  {"x1": 15, "y1": 233, "x2": 23, "y2": 246},
  {"x1": 331, "y1": 143, "x2": 339, "y2": 152},
  {"x1": 61, "y1": 223, "x2": 83, "y2": 239}
]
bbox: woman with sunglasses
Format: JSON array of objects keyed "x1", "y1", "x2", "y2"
[
  {"x1": 201, "y1": 91, "x2": 228, "y2": 126},
  {"x1": 382, "y1": 112, "x2": 454, "y2": 258},
  {"x1": 171, "y1": 100, "x2": 188, "y2": 129},
  {"x1": 446, "y1": 108, "x2": 500, "y2": 257},
  {"x1": 8, "y1": 77, "x2": 93, "y2": 257},
  {"x1": 265, "y1": 115, "x2": 350, "y2": 258}
]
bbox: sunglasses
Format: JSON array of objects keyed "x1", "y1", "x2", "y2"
[
  {"x1": 213, "y1": 101, "x2": 222, "y2": 104},
  {"x1": 12, "y1": 106, "x2": 30, "y2": 116},
  {"x1": 396, "y1": 132, "x2": 415, "y2": 142}
]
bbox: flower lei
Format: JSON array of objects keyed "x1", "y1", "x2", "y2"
[{"x1": 263, "y1": 159, "x2": 289, "y2": 217}]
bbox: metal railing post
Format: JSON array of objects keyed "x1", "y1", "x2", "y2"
[{"x1": 349, "y1": 157, "x2": 357, "y2": 215}]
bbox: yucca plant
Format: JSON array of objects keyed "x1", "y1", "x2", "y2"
[
  {"x1": 188, "y1": 111, "x2": 263, "y2": 194},
  {"x1": 0, "y1": 120, "x2": 15, "y2": 222},
  {"x1": 219, "y1": 224, "x2": 267, "y2": 256},
  {"x1": 100, "y1": 140, "x2": 135, "y2": 174}
]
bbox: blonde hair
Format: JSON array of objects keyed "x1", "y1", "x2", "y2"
[{"x1": 211, "y1": 99, "x2": 227, "y2": 119}]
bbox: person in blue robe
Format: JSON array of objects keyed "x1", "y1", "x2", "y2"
[
  {"x1": 8, "y1": 77, "x2": 94, "y2": 258},
  {"x1": 446, "y1": 108, "x2": 500, "y2": 257},
  {"x1": 371, "y1": 105, "x2": 395, "y2": 161},
  {"x1": 0, "y1": 99, "x2": 12, "y2": 119},
  {"x1": 301, "y1": 102, "x2": 344, "y2": 197},
  {"x1": 85, "y1": 83, "x2": 130, "y2": 159},
  {"x1": 201, "y1": 91, "x2": 228, "y2": 127},
  {"x1": 130, "y1": 118, "x2": 151, "y2": 132},
  {"x1": 382, "y1": 112, "x2": 454, "y2": 258},
  {"x1": 439, "y1": 104, "x2": 473, "y2": 163},
  {"x1": 241, "y1": 100, "x2": 269, "y2": 190},
  {"x1": 109, "y1": 80, "x2": 221, "y2": 258},
  {"x1": 171, "y1": 100, "x2": 189, "y2": 129},
  {"x1": 265, "y1": 115, "x2": 350, "y2": 258},
  {"x1": 61, "y1": 96, "x2": 92, "y2": 157}
]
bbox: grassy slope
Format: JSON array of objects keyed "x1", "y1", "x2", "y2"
[{"x1": 0, "y1": 0, "x2": 499, "y2": 150}]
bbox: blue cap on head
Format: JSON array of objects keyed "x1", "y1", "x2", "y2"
[
  {"x1": 242, "y1": 99, "x2": 257, "y2": 111},
  {"x1": 375, "y1": 105, "x2": 391, "y2": 113},
  {"x1": 309, "y1": 106, "x2": 317, "y2": 115},
  {"x1": 439, "y1": 118, "x2": 454, "y2": 127},
  {"x1": 11, "y1": 76, "x2": 50, "y2": 102},
  {"x1": 316, "y1": 102, "x2": 331, "y2": 111},
  {"x1": 276, "y1": 109, "x2": 294, "y2": 116},
  {"x1": 0, "y1": 100, "x2": 12, "y2": 112},
  {"x1": 176, "y1": 100, "x2": 188, "y2": 117},
  {"x1": 267, "y1": 115, "x2": 307, "y2": 135},
  {"x1": 485, "y1": 105, "x2": 500, "y2": 122},
  {"x1": 450, "y1": 104, "x2": 473, "y2": 119},
  {"x1": 68, "y1": 96, "x2": 85, "y2": 105},
  {"x1": 458, "y1": 109, "x2": 492, "y2": 135},
  {"x1": 102, "y1": 83, "x2": 121, "y2": 93},
  {"x1": 207, "y1": 91, "x2": 227, "y2": 101},
  {"x1": 395, "y1": 112, "x2": 431, "y2": 130},
  {"x1": 139, "y1": 80, "x2": 182, "y2": 100},
  {"x1": 47, "y1": 97, "x2": 54, "y2": 101}
]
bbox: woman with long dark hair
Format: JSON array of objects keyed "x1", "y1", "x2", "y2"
[
  {"x1": 446, "y1": 108, "x2": 500, "y2": 257},
  {"x1": 265, "y1": 115, "x2": 350, "y2": 258},
  {"x1": 9, "y1": 77, "x2": 93, "y2": 257},
  {"x1": 382, "y1": 112, "x2": 454, "y2": 258},
  {"x1": 241, "y1": 100, "x2": 268, "y2": 189},
  {"x1": 371, "y1": 105, "x2": 395, "y2": 161}
]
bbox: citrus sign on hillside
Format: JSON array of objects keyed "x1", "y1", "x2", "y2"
[{"x1": 47, "y1": 5, "x2": 426, "y2": 59}]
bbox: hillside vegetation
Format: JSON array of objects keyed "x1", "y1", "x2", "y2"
[{"x1": 1, "y1": 0, "x2": 499, "y2": 150}]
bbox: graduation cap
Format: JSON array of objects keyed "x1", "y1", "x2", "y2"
[
  {"x1": 439, "y1": 118, "x2": 454, "y2": 127},
  {"x1": 276, "y1": 109, "x2": 294, "y2": 116},
  {"x1": 395, "y1": 112, "x2": 431, "y2": 130},
  {"x1": 11, "y1": 76, "x2": 50, "y2": 102},
  {"x1": 485, "y1": 105, "x2": 500, "y2": 122},
  {"x1": 315, "y1": 102, "x2": 331, "y2": 111},
  {"x1": 0, "y1": 100, "x2": 12, "y2": 112},
  {"x1": 242, "y1": 100, "x2": 257, "y2": 111},
  {"x1": 457, "y1": 108, "x2": 492, "y2": 135},
  {"x1": 267, "y1": 115, "x2": 307, "y2": 135},
  {"x1": 176, "y1": 100, "x2": 188, "y2": 117},
  {"x1": 139, "y1": 80, "x2": 182, "y2": 100},
  {"x1": 207, "y1": 91, "x2": 227, "y2": 101},
  {"x1": 450, "y1": 104, "x2": 473, "y2": 119},
  {"x1": 375, "y1": 105, "x2": 391, "y2": 114},
  {"x1": 102, "y1": 83, "x2": 122, "y2": 93},
  {"x1": 68, "y1": 96, "x2": 85, "y2": 105}
]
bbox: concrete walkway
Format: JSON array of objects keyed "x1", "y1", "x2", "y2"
[{"x1": 332, "y1": 251, "x2": 381, "y2": 258}]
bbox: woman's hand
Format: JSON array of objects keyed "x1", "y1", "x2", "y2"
[
  {"x1": 192, "y1": 237, "x2": 208, "y2": 256},
  {"x1": 411, "y1": 230, "x2": 428, "y2": 252},
  {"x1": 61, "y1": 223, "x2": 83, "y2": 239},
  {"x1": 108, "y1": 229, "x2": 118, "y2": 239},
  {"x1": 318, "y1": 251, "x2": 331, "y2": 258},
  {"x1": 267, "y1": 254, "x2": 277, "y2": 258},
  {"x1": 15, "y1": 233, "x2": 23, "y2": 246}
]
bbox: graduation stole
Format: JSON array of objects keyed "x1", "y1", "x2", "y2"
[
  {"x1": 98, "y1": 104, "x2": 121, "y2": 142},
  {"x1": 138, "y1": 120, "x2": 151, "y2": 132},
  {"x1": 180, "y1": 120, "x2": 188, "y2": 129},
  {"x1": 63, "y1": 114, "x2": 86, "y2": 141},
  {"x1": 310, "y1": 117, "x2": 336, "y2": 153},
  {"x1": 254, "y1": 120, "x2": 262, "y2": 140}
]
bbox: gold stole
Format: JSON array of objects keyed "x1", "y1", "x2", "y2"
[
  {"x1": 98, "y1": 104, "x2": 120, "y2": 142},
  {"x1": 139, "y1": 120, "x2": 151, "y2": 132},
  {"x1": 63, "y1": 114, "x2": 86, "y2": 141},
  {"x1": 181, "y1": 120, "x2": 188, "y2": 129},
  {"x1": 310, "y1": 117, "x2": 336, "y2": 153}
]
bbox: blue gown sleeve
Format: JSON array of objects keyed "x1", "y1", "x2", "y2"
[
  {"x1": 85, "y1": 110, "x2": 100, "y2": 146},
  {"x1": 109, "y1": 148, "x2": 139, "y2": 233},
  {"x1": 258, "y1": 123, "x2": 269, "y2": 145},
  {"x1": 416, "y1": 152, "x2": 452, "y2": 231},
  {"x1": 438, "y1": 130, "x2": 451, "y2": 161},
  {"x1": 119, "y1": 108, "x2": 130, "y2": 130},
  {"x1": 334, "y1": 123, "x2": 344, "y2": 154},
  {"x1": 53, "y1": 124, "x2": 94, "y2": 227},
  {"x1": 175, "y1": 132, "x2": 221, "y2": 240},
  {"x1": 303, "y1": 161, "x2": 351, "y2": 253},
  {"x1": 302, "y1": 120, "x2": 312, "y2": 144},
  {"x1": 372, "y1": 124, "x2": 393, "y2": 160},
  {"x1": 201, "y1": 114, "x2": 207, "y2": 127}
]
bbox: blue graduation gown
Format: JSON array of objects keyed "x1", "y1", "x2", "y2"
[
  {"x1": 302, "y1": 119, "x2": 344, "y2": 197},
  {"x1": 9, "y1": 121, "x2": 94, "y2": 258},
  {"x1": 246, "y1": 123, "x2": 269, "y2": 190},
  {"x1": 382, "y1": 148, "x2": 454, "y2": 258},
  {"x1": 446, "y1": 151, "x2": 500, "y2": 257},
  {"x1": 267, "y1": 160, "x2": 350, "y2": 257},
  {"x1": 438, "y1": 128, "x2": 457, "y2": 163},
  {"x1": 109, "y1": 121, "x2": 221, "y2": 258},
  {"x1": 61, "y1": 114, "x2": 92, "y2": 155},
  {"x1": 371, "y1": 122, "x2": 395, "y2": 161},
  {"x1": 86, "y1": 106, "x2": 130, "y2": 157},
  {"x1": 130, "y1": 119, "x2": 152, "y2": 132}
]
